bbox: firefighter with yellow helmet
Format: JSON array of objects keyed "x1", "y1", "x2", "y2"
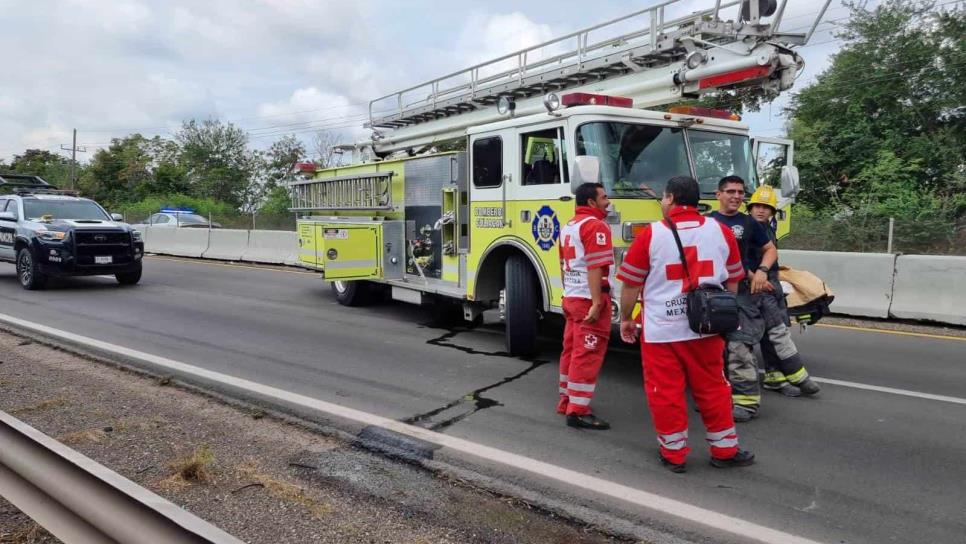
[{"x1": 747, "y1": 185, "x2": 821, "y2": 397}]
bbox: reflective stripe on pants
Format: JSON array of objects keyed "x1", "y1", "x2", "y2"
[
  {"x1": 642, "y1": 335, "x2": 738, "y2": 465},
  {"x1": 558, "y1": 297, "x2": 611, "y2": 416}
]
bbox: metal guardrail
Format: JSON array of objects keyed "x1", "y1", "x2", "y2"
[{"x1": 0, "y1": 410, "x2": 244, "y2": 544}]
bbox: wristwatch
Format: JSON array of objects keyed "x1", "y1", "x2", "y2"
[{"x1": 757, "y1": 265, "x2": 770, "y2": 273}]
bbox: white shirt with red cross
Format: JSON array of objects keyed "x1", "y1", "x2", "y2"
[
  {"x1": 559, "y1": 212, "x2": 613, "y2": 300},
  {"x1": 616, "y1": 207, "x2": 744, "y2": 343}
]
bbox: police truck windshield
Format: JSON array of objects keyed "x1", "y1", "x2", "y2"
[
  {"x1": 575, "y1": 122, "x2": 758, "y2": 199},
  {"x1": 24, "y1": 199, "x2": 110, "y2": 221}
]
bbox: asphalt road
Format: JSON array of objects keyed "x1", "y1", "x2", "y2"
[{"x1": 1, "y1": 256, "x2": 964, "y2": 544}]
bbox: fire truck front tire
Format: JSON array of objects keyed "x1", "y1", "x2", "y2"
[
  {"x1": 504, "y1": 254, "x2": 539, "y2": 356},
  {"x1": 331, "y1": 280, "x2": 372, "y2": 306}
]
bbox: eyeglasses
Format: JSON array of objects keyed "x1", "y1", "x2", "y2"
[{"x1": 723, "y1": 189, "x2": 745, "y2": 196}]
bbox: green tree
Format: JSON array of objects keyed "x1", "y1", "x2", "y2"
[
  {"x1": 786, "y1": 0, "x2": 965, "y2": 217},
  {"x1": 6, "y1": 149, "x2": 73, "y2": 187},
  {"x1": 176, "y1": 119, "x2": 253, "y2": 207},
  {"x1": 79, "y1": 135, "x2": 186, "y2": 205},
  {"x1": 256, "y1": 135, "x2": 306, "y2": 215}
]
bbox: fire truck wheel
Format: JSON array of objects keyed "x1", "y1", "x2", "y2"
[
  {"x1": 331, "y1": 280, "x2": 372, "y2": 306},
  {"x1": 504, "y1": 254, "x2": 538, "y2": 356}
]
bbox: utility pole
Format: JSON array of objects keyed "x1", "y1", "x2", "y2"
[{"x1": 60, "y1": 129, "x2": 86, "y2": 190}]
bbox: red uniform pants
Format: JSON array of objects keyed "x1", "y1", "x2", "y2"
[
  {"x1": 559, "y1": 297, "x2": 611, "y2": 416},
  {"x1": 641, "y1": 335, "x2": 738, "y2": 464}
]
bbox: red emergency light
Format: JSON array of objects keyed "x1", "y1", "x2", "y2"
[
  {"x1": 561, "y1": 92, "x2": 633, "y2": 108},
  {"x1": 698, "y1": 65, "x2": 772, "y2": 90},
  {"x1": 668, "y1": 106, "x2": 742, "y2": 121}
]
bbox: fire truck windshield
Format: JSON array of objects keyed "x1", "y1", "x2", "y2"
[{"x1": 574, "y1": 121, "x2": 758, "y2": 199}]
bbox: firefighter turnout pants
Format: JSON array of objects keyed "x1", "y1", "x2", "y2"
[
  {"x1": 642, "y1": 335, "x2": 739, "y2": 464},
  {"x1": 559, "y1": 297, "x2": 612, "y2": 416},
  {"x1": 725, "y1": 288, "x2": 765, "y2": 413},
  {"x1": 755, "y1": 278, "x2": 811, "y2": 389}
]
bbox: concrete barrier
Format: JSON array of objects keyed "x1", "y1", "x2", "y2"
[
  {"x1": 779, "y1": 250, "x2": 897, "y2": 319},
  {"x1": 890, "y1": 255, "x2": 966, "y2": 325},
  {"x1": 144, "y1": 227, "x2": 210, "y2": 258},
  {"x1": 242, "y1": 230, "x2": 298, "y2": 265},
  {"x1": 202, "y1": 229, "x2": 250, "y2": 261},
  {"x1": 142, "y1": 227, "x2": 966, "y2": 326}
]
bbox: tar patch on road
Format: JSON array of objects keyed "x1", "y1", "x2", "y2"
[{"x1": 408, "y1": 329, "x2": 549, "y2": 431}]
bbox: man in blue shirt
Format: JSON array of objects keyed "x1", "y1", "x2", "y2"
[{"x1": 710, "y1": 176, "x2": 778, "y2": 422}]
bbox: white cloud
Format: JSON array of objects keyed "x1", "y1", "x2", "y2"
[{"x1": 0, "y1": 0, "x2": 848, "y2": 161}]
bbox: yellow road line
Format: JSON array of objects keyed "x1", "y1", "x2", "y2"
[
  {"x1": 815, "y1": 323, "x2": 966, "y2": 342},
  {"x1": 146, "y1": 255, "x2": 317, "y2": 276}
]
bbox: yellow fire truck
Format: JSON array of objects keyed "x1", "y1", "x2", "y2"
[{"x1": 293, "y1": 0, "x2": 830, "y2": 355}]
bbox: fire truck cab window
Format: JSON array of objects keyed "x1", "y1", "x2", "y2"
[
  {"x1": 472, "y1": 137, "x2": 503, "y2": 188},
  {"x1": 521, "y1": 128, "x2": 565, "y2": 186},
  {"x1": 576, "y1": 122, "x2": 688, "y2": 199}
]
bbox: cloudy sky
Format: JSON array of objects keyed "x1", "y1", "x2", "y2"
[{"x1": 0, "y1": 0, "x2": 855, "y2": 163}]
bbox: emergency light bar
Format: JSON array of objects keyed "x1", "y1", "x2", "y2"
[
  {"x1": 561, "y1": 93, "x2": 633, "y2": 108},
  {"x1": 667, "y1": 106, "x2": 742, "y2": 121},
  {"x1": 160, "y1": 207, "x2": 196, "y2": 214}
]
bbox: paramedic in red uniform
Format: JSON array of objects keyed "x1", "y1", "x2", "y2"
[
  {"x1": 617, "y1": 176, "x2": 755, "y2": 472},
  {"x1": 557, "y1": 182, "x2": 614, "y2": 430}
]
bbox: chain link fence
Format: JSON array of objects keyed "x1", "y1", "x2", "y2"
[{"x1": 782, "y1": 214, "x2": 965, "y2": 255}]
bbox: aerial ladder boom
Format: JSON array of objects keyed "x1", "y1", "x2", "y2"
[{"x1": 365, "y1": 0, "x2": 831, "y2": 155}]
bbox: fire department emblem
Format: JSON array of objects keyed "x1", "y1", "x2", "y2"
[{"x1": 531, "y1": 205, "x2": 560, "y2": 251}]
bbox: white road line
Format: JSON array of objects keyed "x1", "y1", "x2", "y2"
[
  {"x1": 811, "y1": 377, "x2": 966, "y2": 406},
  {"x1": 0, "y1": 312, "x2": 823, "y2": 544}
]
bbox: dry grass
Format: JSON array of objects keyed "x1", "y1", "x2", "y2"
[
  {"x1": 237, "y1": 461, "x2": 332, "y2": 519},
  {"x1": 9, "y1": 396, "x2": 68, "y2": 416},
  {"x1": 0, "y1": 521, "x2": 54, "y2": 544},
  {"x1": 59, "y1": 428, "x2": 109, "y2": 446},
  {"x1": 163, "y1": 444, "x2": 215, "y2": 486}
]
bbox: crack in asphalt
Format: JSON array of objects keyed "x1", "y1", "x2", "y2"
[{"x1": 405, "y1": 329, "x2": 549, "y2": 431}]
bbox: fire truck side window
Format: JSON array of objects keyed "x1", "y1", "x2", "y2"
[
  {"x1": 521, "y1": 128, "x2": 564, "y2": 186},
  {"x1": 472, "y1": 137, "x2": 503, "y2": 188}
]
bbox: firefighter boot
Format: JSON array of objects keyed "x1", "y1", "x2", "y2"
[
  {"x1": 763, "y1": 371, "x2": 802, "y2": 397},
  {"x1": 797, "y1": 378, "x2": 821, "y2": 396},
  {"x1": 732, "y1": 405, "x2": 757, "y2": 423}
]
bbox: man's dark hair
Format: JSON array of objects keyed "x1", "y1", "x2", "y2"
[
  {"x1": 718, "y1": 175, "x2": 746, "y2": 191},
  {"x1": 575, "y1": 182, "x2": 604, "y2": 206},
  {"x1": 664, "y1": 176, "x2": 699, "y2": 207}
]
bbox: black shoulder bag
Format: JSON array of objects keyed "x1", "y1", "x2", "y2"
[{"x1": 667, "y1": 219, "x2": 740, "y2": 335}]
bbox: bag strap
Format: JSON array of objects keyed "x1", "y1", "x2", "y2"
[{"x1": 666, "y1": 219, "x2": 695, "y2": 292}]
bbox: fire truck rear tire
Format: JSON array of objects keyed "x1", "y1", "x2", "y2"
[
  {"x1": 504, "y1": 254, "x2": 539, "y2": 356},
  {"x1": 331, "y1": 280, "x2": 372, "y2": 306}
]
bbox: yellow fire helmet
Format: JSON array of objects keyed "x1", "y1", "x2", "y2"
[{"x1": 749, "y1": 185, "x2": 778, "y2": 212}]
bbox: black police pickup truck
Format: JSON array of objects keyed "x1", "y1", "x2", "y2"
[{"x1": 0, "y1": 176, "x2": 144, "y2": 290}]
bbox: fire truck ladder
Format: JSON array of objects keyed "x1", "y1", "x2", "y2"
[
  {"x1": 367, "y1": 0, "x2": 830, "y2": 154},
  {"x1": 289, "y1": 172, "x2": 394, "y2": 211}
]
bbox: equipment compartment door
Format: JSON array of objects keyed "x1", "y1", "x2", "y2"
[{"x1": 316, "y1": 224, "x2": 381, "y2": 280}]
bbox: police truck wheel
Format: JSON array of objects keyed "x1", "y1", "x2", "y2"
[
  {"x1": 331, "y1": 280, "x2": 371, "y2": 306},
  {"x1": 115, "y1": 262, "x2": 142, "y2": 285},
  {"x1": 504, "y1": 254, "x2": 539, "y2": 356},
  {"x1": 16, "y1": 248, "x2": 47, "y2": 291}
]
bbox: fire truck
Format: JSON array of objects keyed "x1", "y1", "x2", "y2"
[{"x1": 292, "y1": 0, "x2": 830, "y2": 355}]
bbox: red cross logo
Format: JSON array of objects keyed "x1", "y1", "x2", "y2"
[
  {"x1": 665, "y1": 246, "x2": 715, "y2": 293},
  {"x1": 560, "y1": 234, "x2": 576, "y2": 271}
]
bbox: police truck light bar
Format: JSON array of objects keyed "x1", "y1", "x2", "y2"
[{"x1": 561, "y1": 93, "x2": 633, "y2": 108}]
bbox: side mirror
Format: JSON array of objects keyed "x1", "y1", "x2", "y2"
[
  {"x1": 111, "y1": 213, "x2": 124, "y2": 222},
  {"x1": 0, "y1": 211, "x2": 15, "y2": 222},
  {"x1": 780, "y1": 165, "x2": 800, "y2": 199},
  {"x1": 571, "y1": 155, "x2": 601, "y2": 192}
]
